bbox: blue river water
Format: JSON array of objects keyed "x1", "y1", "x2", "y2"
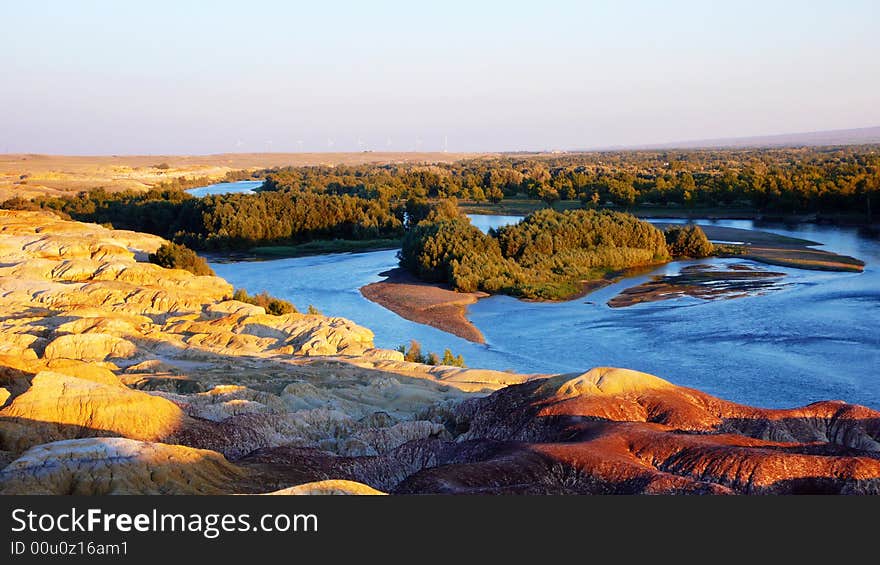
[
  {"x1": 208, "y1": 209, "x2": 880, "y2": 410},
  {"x1": 187, "y1": 180, "x2": 263, "y2": 197}
]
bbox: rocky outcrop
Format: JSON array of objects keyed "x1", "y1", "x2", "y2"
[
  {"x1": 392, "y1": 368, "x2": 880, "y2": 494},
  {"x1": 0, "y1": 371, "x2": 185, "y2": 453},
  {"x1": 44, "y1": 333, "x2": 139, "y2": 361},
  {"x1": 0, "y1": 438, "x2": 246, "y2": 495}
]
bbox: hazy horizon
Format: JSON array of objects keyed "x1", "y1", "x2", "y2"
[{"x1": 2, "y1": 0, "x2": 878, "y2": 154}]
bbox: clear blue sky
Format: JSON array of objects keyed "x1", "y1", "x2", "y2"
[{"x1": 1, "y1": 0, "x2": 878, "y2": 154}]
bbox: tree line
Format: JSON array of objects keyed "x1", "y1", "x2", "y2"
[
  {"x1": 2, "y1": 187, "x2": 405, "y2": 250},
  {"x1": 258, "y1": 146, "x2": 879, "y2": 214}
]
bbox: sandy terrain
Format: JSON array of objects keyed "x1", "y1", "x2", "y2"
[
  {"x1": 0, "y1": 152, "x2": 485, "y2": 201},
  {"x1": 608, "y1": 264, "x2": 788, "y2": 307},
  {"x1": 688, "y1": 224, "x2": 865, "y2": 272},
  {"x1": 360, "y1": 268, "x2": 488, "y2": 343}
]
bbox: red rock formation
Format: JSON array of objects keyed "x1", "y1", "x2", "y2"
[{"x1": 391, "y1": 368, "x2": 880, "y2": 494}]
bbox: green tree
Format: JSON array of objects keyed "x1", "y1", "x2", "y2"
[
  {"x1": 664, "y1": 225, "x2": 714, "y2": 258},
  {"x1": 441, "y1": 348, "x2": 466, "y2": 367},
  {"x1": 403, "y1": 339, "x2": 425, "y2": 363},
  {"x1": 148, "y1": 242, "x2": 214, "y2": 276},
  {"x1": 537, "y1": 183, "x2": 561, "y2": 208}
]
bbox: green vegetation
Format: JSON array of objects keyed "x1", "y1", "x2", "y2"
[
  {"x1": 249, "y1": 238, "x2": 402, "y2": 258},
  {"x1": 1, "y1": 188, "x2": 403, "y2": 251},
  {"x1": 148, "y1": 242, "x2": 214, "y2": 276},
  {"x1": 306, "y1": 304, "x2": 322, "y2": 315},
  {"x1": 3, "y1": 146, "x2": 877, "y2": 260},
  {"x1": 664, "y1": 225, "x2": 715, "y2": 258},
  {"x1": 4, "y1": 147, "x2": 879, "y2": 247},
  {"x1": 258, "y1": 146, "x2": 879, "y2": 215},
  {"x1": 397, "y1": 340, "x2": 466, "y2": 367},
  {"x1": 232, "y1": 288, "x2": 298, "y2": 315},
  {"x1": 401, "y1": 207, "x2": 670, "y2": 300},
  {"x1": 442, "y1": 348, "x2": 466, "y2": 367}
]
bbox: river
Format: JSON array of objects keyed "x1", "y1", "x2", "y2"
[
  {"x1": 208, "y1": 209, "x2": 880, "y2": 410},
  {"x1": 187, "y1": 180, "x2": 263, "y2": 197}
]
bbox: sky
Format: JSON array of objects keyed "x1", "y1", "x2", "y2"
[{"x1": 1, "y1": 0, "x2": 878, "y2": 154}]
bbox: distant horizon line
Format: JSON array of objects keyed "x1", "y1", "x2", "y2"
[{"x1": 4, "y1": 125, "x2": 879, "y2": 158}]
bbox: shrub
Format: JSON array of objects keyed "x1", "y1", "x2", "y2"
[
  {"x1": 307, "y1": 304, "x2": 322, "y2": 315},
  {"x1": 148, "y1": 242, "x2": 215, "y2": 276},
  {"x1": 232, "y1": 288, "x2": 298, "y2": 315},
  {"x1": 402, "y1": 339, "x2": 425, "y2": 363},
  {"x1": 398, "y1": 341, "x2": 466, "y2": 367},
  {"x1": 664, "y1": 225, "x2": 714, "y2": 258},
  {"x1": 441, "y1": 348, "x2": 466, "y2": 367}
]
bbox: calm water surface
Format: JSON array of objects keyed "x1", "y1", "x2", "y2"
[
  {"x1": 210, "y1": 215, "x2": 880, "y2": 409},
  {"x1": 187, "y1": 180, "x2": 263, "y2": 197}
]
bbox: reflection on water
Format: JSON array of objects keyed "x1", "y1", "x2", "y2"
[{"x1": 210, "y1": 215, "x2": 880, "y2": 410}]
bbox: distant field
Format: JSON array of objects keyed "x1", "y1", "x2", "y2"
[{"x1": 0, "y1": 152, "x2": 486, "y2": 201}]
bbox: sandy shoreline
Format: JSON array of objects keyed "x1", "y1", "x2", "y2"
[
  {"x1": 360, "y1": 268, "x2": 488, "y2": 344},
  {"x1": 688, "y1": 224, "x2": 865, "y2": 272}
]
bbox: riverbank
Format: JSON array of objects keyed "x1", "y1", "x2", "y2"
[
  {"x1": 360, "y1": 268, "x2": 488, "y2": 343},
  {"x1": 204, "y1": 238, "x2": 403, "y2": 262},
  {"x1": 459, "y1": 199, "x2": 878, "y2": 227},
  {"x1": 689, "y1": 224, "x2": 865, "y2": 272}
]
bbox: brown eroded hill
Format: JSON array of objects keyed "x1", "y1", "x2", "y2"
[{"x1": 0, "y1": 211, "x2": 877, "y2": 495}]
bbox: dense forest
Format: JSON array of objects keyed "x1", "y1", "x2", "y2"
[
  {"x1": 257, "y1": 146, "x2": 880, "y2": 214},
  {"x1": 1, "y1": 187, "x2": 405, "y2": 250},
  {"x1": 2, "y1": 147, "x2": 877, "y2": 256},
  {"x1": 400, "y1": 207, "x2": 680, "y2": 300}
]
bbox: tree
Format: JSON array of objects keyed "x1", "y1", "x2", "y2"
[
  {"x1": 664, "y1": 225, "x2": 714, "y2": 258},
  {"x1": 608, "y1": 180, "x2": 637, "y2": 208},
  {"x1": 441, "y1": 348, "x2": 466, "y2": 367},
  {"x1": 538, "y1": 183, "x2": 561, "y2": 208},
  {"x1": 486, "y1": 185, "x2": 504, "y2": 203},
  {"x1": 441, "y1": 348, "x2": 456, "y2": 365},
  {"x1": 148, "y1": 242, "x2": 214, "y2": 276},
  {"x1": 403, "y1": 339, "x2": 425, "y2": 363}
]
